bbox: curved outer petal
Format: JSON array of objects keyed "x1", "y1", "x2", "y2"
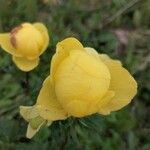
[
  {"x1": 36, "y1": 76, "x2": 68, "y2": 120},
  {"x1": 26, "y1": 121, "x2": 45, "y2": 139},
  {"x1": 99, "y1": 54, "x2": 122, "y2": 66},
  {"x1": 20, "y1": 106, "x2": 44, "y2": 139},
  {"x1": 54, "y1": 50, "x2": 110, "y2": 117},
  {"x1": 85, "y1": 48, "x2": 115, "y2": 115},
  {"x1": 20, "y1": 106, "x2": 40, "y2": 122},
  {"x1": 98, "y1": 54, "x2": 137, "y2": 114},
  {"x1": 85, "y1": 47, "x2": 100, "y2": 60},
  {"x1": 12, "y1": 56, "x2": 39, "y2": 72},
  {"x1": 98, "y1": 90, "x2": 115, "y2": 115},
  {"x1": 33, "y1": 23, "x2": 49, "y2": 55},
  {"x1": 20, "y1": 106, "x2": 53, "y2": 139},
  {"x1": 0, "y1": 33, "x2": 22, "y2": 57},
  {"x1": 50, "y1": 37, "x2": 84, "y2": 84}
]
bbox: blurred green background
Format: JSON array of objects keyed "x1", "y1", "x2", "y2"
[{"x1": 0, "y1": 0, "x2": 149, "y2": 149}]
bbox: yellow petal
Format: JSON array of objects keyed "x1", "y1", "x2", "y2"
[
  {"x1": 20, "y1": 106, "x2": 49, "y2": 139},
  {"x1": 84, "y1": 48, "x2": 116, "y2": 115},
  {"x1": 36, "y1": 76, "x2": 68, "y2": 120},
  {"x1": 65, "y1": 100, "x2": 90, "y2": 117},
  {"x1": 12, "y1": 56, "x2": 39, "y2": 71},
  {"x1": 33, "y1": 23, "x2": 49, "y2": 54},
  {"x1": 98, "y1": 91, "x2": 115, "y2": 115},
  {"x1": 99, "y1": 54, "x2": 137, "y2": 113},
  {"x1": 50, "y1": 37, "x2": 84, "y2": 83},
  {"x1": 0, "y1": 33, "x2": 22, "y2": 57},
  {"x1": 100, "y1": 54, "x2": 122, "y2": 66},
  {"x1": 85, "y1": 47, "x2": 100, "y2": 60},
  {"x1": 30, "y1": 116, "x2": 45, "y2": 129},
  {"x1": 20, "y1": 106, "x2": 39, "y2": 122},
  {"x1": 26, "y1": 121, "x2": 45, "y2": 139},
  {"x1": 13, "y1": 23, "x2": 43, "y2": 59},
  {"x1": 54, "y1": 50, "x2": 110, "y2": 117}
]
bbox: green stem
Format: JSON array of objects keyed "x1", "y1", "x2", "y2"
[
  {"x1": 25, "y1": 72, "x2": 29, "y2": 95},
  {"x1": 60, "y1": 131, "x2": 68, "y2": 150}
]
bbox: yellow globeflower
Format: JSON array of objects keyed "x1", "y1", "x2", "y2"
[
  {"x1": 20, "y1": 37, "x2": 137, "y2": 138},
  {"x1": 0, "y1": 22, "x2": 49, "y2": 71}
]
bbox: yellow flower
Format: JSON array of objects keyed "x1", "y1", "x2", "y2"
[
  {"x1": 20, "y1": 37, "x2": 137, "y2": 138},
  {"x1": 0, "y1": 22, "x2": 49, "y2": 71}
]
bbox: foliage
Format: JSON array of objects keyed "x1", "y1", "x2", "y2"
[{"x1": 0, "y1": 0, "x2": 149, "y2": 149}]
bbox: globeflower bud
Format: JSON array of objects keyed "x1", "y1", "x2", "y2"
[
  {"x1": 20, "y1": 37, "x2": 137, "y2": 138},
  {"x1": 0, "y1": 22, "x2": 49, "y2": 71}
]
